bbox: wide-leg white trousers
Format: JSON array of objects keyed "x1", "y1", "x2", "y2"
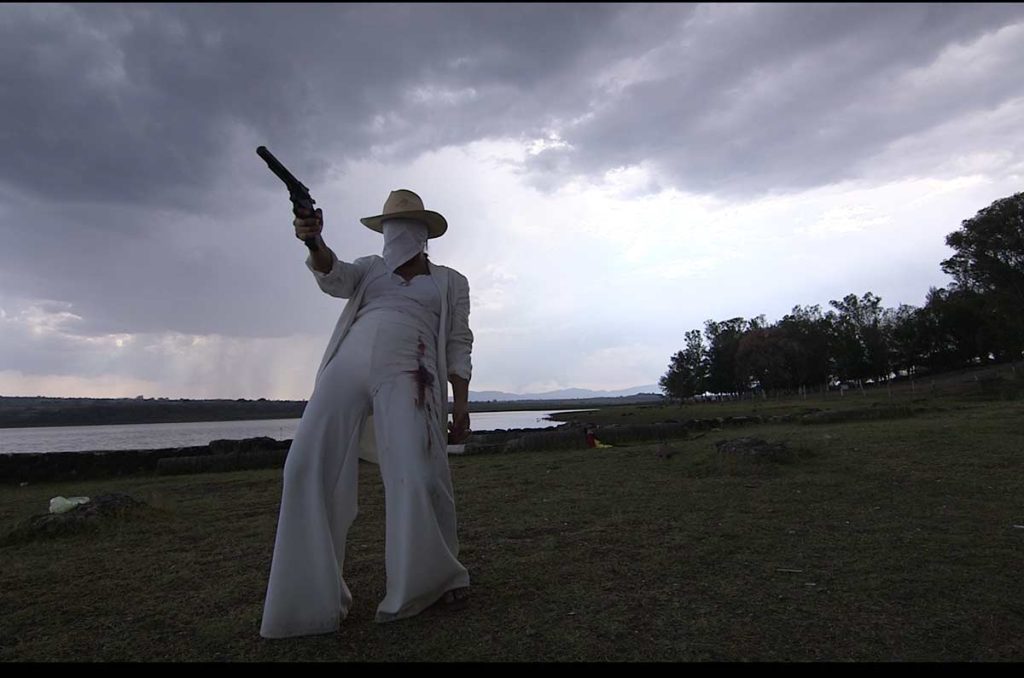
[{"x1": 259, "y1": 313, "x2": 469, "y2": 639}]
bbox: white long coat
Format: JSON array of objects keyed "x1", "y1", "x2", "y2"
[{"x1": 305, "y1": 251, "x2": 473, "y2": 463}]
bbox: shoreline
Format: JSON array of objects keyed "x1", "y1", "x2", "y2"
[
  {"x1": 0, "y1": 407, "x2": 599, "y2": 431},
  {"x1": 0, "y1": 394, "x2": 656, "y2": 429},
  {"x1": 0, "y1": 424, "x2": 575, "y2": 484},
  {"x1": 0, "y1": 410, "x2": 784, "y2": 483}
]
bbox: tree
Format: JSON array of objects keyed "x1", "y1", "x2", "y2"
[
  {"x1": 942, "y1": 191, "x2": 1024, "y2": 310},
  {"x1": 704, "y1": 317, "x2": 750, "y2": 395},
  {"x1": 735, "y1": 325, "x2": 799, "y2": 395},
  {"x1": 942, "y1": 191, "x2": 1024, "y2": 360},
  {"x1": 828, "y1": 292, "x2": 891, "y2": 383},
  {"x1": 778, "y1": 304, "x2": 833, "y2": 390},
  {"x1": 885, "y1": 303, "x2": 926, "y2": 376},
  {"x1": 918, "y1": 286, "x2": 997, "y2": 369},
  {"x1": 659, "y1": 329, "x2": 707, "y2": 400}
]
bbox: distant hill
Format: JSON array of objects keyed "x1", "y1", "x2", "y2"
[
  {"x1": 469, "y1": 384, "x2": 662, "y2": 401},
  {"x1": 0, "y1": 396, "x2": 308, "y2": 429},
  {"x1": 0, "y1": 388, "x2": 666, "y2": 428}
]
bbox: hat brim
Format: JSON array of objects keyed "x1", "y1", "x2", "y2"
[{"x1": 360, "y1": 210, "x2": 448, "y2": 239}]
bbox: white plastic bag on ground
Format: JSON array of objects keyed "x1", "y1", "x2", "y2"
[{"x1": 48, "y1": 496, "x2": 91, "y2": 514}]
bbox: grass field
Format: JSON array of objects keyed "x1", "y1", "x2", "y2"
[{"x1": 1, "y1": 387, "x2": 1022, "y2": 661}]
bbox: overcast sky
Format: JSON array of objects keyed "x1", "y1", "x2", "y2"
[{"x1": 2, "y1": 2, "x2": 1023, "y2": 399}]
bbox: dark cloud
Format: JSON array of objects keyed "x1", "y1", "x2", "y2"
[
  {"x1": 2, "y1": 2, "x2": 1023, "y2": 350},
  {"x1": 1, "y1": 3, "x2": 635, "y2": 208},
  {"x1": 0, "y1": 2, "x2": 651, "y2": 339},
  {"x1": 4, "y1": 3, "x2": 1022, "y2": 208},
  {"x1": 528, "y1": 3, "x2": 1024, "y2": 196},
  {"x1": 0, "y1": 189, "x2": 338, "y2": 337}
]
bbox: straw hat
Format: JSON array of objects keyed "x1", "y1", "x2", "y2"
[{"x1": 360, "y1": 189, "x2": 448, "y2": 238}]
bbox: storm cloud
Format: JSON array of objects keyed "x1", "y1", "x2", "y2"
[{"x1": 2, "y1": 3, "x2": 1023, "y2": 397}]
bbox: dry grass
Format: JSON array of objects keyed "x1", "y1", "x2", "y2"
[{"x1": 1, "y1": 395, "x2": 1023, "y2": 661}]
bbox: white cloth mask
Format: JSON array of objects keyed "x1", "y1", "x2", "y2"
[{"x1": 382, "y1": 218, "x2": 428, "y2": 272}]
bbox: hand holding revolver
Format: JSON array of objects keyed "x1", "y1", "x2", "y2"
[
  {"x1": 293, "y1": 205, "x2": 324, "y2": 249},
  {"x1": 257, "y1": 145, "x2": 323, "y2": 253}
]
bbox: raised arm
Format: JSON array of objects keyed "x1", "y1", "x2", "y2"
[{"x1": 294, "y1": 206, "x2": 369, "y2": 298}]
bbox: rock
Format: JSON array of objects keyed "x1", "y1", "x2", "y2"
[
  {"x1": 800, "y1": 406, "x2": 914, "y2": 425},
  {"x1": 715, "y1": 437, "x2": 792, "y2": 463},
  {"x1": 157, "y1": 447, "x2": 289, "y2": 475},
  {"x1": 1, "y1": 493, "x2": 150, "y2": 546},
  {"x1": 208, "y1": 436, "x2": 285, "y2": 455}
]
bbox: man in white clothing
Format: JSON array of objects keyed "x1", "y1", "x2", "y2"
[{"x1": 260, "y1": 190, "x2": 472, "y2": 638}]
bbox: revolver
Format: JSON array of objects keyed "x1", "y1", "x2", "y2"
[{"x1": 257, "y1": 146, "x2": 321, "y2": 252}]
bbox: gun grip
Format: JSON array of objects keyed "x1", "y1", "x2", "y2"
[{"x1": 292, "y1": 194, "x2": 320, "y2": 252}]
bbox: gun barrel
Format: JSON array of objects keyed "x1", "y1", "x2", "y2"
[
  {"x1": 257, "y1": 145, "x2": 320, "y2": 252},
  {"x1": 257, "y1": 146, "x2": 308, "y2": 194}
]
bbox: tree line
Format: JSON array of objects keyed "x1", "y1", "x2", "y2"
[{"x1": 660, "y1": 191, "x2": 1024, "y2": 399}]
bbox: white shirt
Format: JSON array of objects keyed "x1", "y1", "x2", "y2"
[
  {"x1": 354, "y1": 271, "x2": 441, "y2": 339},
  {"x1": 305, "y1": 252, "x2": 474, "y2": 462}
]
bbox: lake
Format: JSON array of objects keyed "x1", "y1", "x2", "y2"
[{"x1": 0, "y1": 409, "x2": 593, "y2": 455}]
